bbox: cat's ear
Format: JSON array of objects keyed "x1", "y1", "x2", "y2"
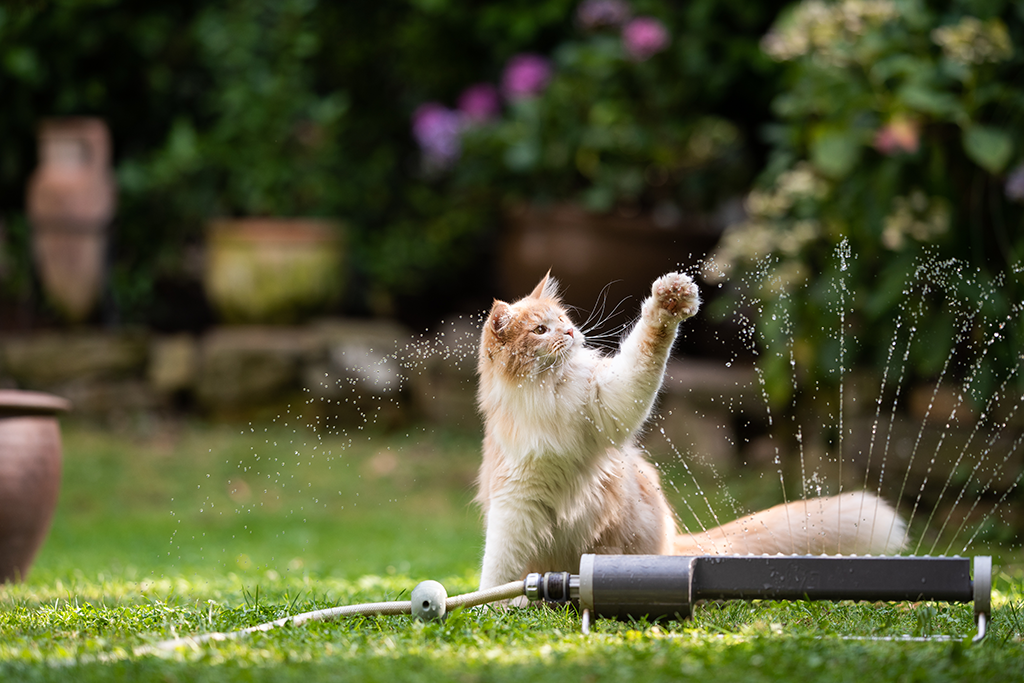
[
  {"x1": 529, "y1": 270, "x2": 559, "y2": 300},
  {"x1": 488, "y1": 300, "x2": 513, "y2": 338}
]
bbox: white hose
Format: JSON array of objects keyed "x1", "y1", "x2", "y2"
[
  {"x1": 139, "y1": 580, "x2": 525, "y2": 653},
  {"x1": 446, "y1": 580, "x2": 524, "y2": 609}
]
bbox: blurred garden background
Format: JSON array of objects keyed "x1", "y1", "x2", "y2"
[
  {"x1": 1, "y1": 0, "x2": 793, "y2": 333},
  {"x1": 2, "y1": 1, "x2": 1024, "y2": 674},
  {"x1": 2, "y1": 0, "x2": 1024, "y2": 581},
  {"x1": 1, "y1": 0, "x2": 1022, "y2": 394}
]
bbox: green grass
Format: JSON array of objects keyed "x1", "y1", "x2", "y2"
[
  {"x1": 39, "y1": 417, "x2": 484, "y2": 580},
  {"x1": 2, "y1": 418, "x2": 1023, "y2": 682}
]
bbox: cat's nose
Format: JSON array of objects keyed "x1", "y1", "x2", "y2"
[{"x1": 565, "y1": 328, "x2": 574, "y2": 338}]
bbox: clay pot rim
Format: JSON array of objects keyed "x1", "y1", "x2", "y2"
[{"x1": 0, "y1": 390, "x2": 71, "y2": 415}]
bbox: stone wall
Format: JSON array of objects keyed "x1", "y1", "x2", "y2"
[{"x1": 0, "y1": 321, "x2": 424, "y2": 423}]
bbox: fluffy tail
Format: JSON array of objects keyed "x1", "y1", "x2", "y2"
[{"x1": 673, "y1": 491, "x2": 906, "y2": 556}]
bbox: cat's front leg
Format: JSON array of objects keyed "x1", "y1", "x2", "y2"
[
  {"x1": 478, "y1": 502, "x2": 543, "y2": 590},
  {"x1": 594, "y1": 273, "x2": 700, "y2": 439}
]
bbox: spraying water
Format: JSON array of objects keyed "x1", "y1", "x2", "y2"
[{"x1": 175, "y1": 253, "x2": 1023, "y2": 574}]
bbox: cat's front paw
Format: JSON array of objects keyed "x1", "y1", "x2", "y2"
[{"x1": 651, "y1": 272, "x2": 700, "y2": 320}]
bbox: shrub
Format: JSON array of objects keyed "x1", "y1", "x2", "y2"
[
  {"x1": 709, "y1": 0, "x2": 1024, "y2": 405},
  {"x1": 412, "y1": 0, "x2": 789, "y2": 217}
]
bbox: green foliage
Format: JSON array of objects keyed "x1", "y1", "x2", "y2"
[
  {"x1": 448, "y1": 0, "x2": 789, "y2": 214},
  {"x1": 0, "y1": 0, "x2": 792, "y2": 320},
  {"x1": 0, "y1": 0, "x2": 602, "y2": 318},
  {"x1": 123, "y1": 0, "x2": 351, "y2": 219},
  {"x1": 0, "y1": 0, "x2": 211, "y2": 317},
  {"x1": 710, "y1": 0, "x2": 1024, "y2": 406},
  {"x1": 8, "y1": 0, "x2": 1020, "y2": 341}
]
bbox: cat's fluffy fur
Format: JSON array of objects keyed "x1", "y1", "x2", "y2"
[{"x1": 475, "y1": 271, "x2": 906, "y2": 589}]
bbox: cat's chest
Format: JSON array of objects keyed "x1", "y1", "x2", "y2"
[
  {"x1": 497, "y1": 385, "x2": 589, "y2": 447},
  {"x1": 488, "y1": 400, "x2": 603, "y2": 493}
]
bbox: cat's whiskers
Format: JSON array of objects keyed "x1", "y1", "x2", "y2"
[
  {"x1": 582, "y1": 322, "x2": 632, "y2": 341},
  {"x1": 579, "y1": 299, "x2": 633, "y2": 336},
  {"x1": 570, "y1": 282, "x2": 633, "y2": 340},
  {"x1": 581, "y1": 316, "x2": 638, "y2": 353},
  {"x1": 568, "y1": 280, "x2": 621, "y2": 332}
]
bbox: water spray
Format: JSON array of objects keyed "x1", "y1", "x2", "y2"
[{"x1": 147, "y1": 554, "x2": 992, "y2": 652}]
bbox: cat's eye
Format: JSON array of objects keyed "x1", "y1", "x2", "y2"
[{"x1": 533, "y1": 325, "x2": 548, "y2": 335}]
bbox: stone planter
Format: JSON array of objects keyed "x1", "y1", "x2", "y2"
[
  {"x1": 26, "y1": 118, "x2": 116, "y2": 322},
  {"x1": 499, "y1": 203, "x2": 721, "y2": 335},
  {"x1": 0, "y1": 390, "x2": 71, "y2": 583},
  {"x1": 204, "y1": 218, "x2": 345, "y2": 324}
]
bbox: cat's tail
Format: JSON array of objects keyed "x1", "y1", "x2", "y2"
[{"x1": 673, "y1": 491, "x2": 906, "y2": 556}]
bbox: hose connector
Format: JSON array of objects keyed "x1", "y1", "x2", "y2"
[{"x1": 524, "y1": 571, "x2": 579, "y2": 603}]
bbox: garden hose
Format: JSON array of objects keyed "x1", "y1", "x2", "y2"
[{"x1": 143, "y1": 579, "x2": 525, "y2": 652}]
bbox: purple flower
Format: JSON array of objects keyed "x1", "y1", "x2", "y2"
[
  {"x1": 458, "y1": 83, "x2": 501, "y2": 123},
  {"x1": 1007, "y1": 164, "x2": 1024, "y2": 203},
  {"x1": 412, "y1": 102, "x2": 463, "y2": 169},
  {"x1": 622, "y1": 16, "x2": 670, "y2": 61},
  {"x1": 501, "y1": 54, "x2": 552, "y2": 102},
  {"x1": 576, "y1": 0, "x2": 631, "y2": 29}
]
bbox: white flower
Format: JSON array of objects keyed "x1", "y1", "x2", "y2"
[
  {"x1": 882, "y1": 191, "x2": 950, "y2": 250},
  {"x1": 933, "y1": 17, "x2": 1013, "y2": 65}
]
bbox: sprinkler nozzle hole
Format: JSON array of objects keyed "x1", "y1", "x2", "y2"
[{"x1": 411, "y1": 580, "x2": 448, "y2": 622}]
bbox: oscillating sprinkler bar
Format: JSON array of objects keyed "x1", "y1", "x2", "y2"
[{"x1": 525, "y1": 554, "x2": 992, "y2": 641}]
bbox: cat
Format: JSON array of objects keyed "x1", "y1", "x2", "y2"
[{"x1": 475, "y1": 271, "x2": 906, "y2": 590}]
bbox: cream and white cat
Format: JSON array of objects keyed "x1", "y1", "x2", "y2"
[{"x1": 475, "y1": 271, "x2": 905, "y2": 590}]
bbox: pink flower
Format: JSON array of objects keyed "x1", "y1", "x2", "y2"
[
  {"x1": 577, "y1": 0, "x2": 631, "y2": 29},
  {"x1": 501, "y1": 54, "x2": 552, "y2": 102},
  {"x1": 458, "y1": 83, "x2": 501, "y2": 123},
  {"x1": 622, "y1": 16, "x2": 670, "y2": 61},
  {"x1": 873, "y1": 118, "x2": 920, "y2": 155},
  {"x1": 412, "y1": 102, "x2": 463, "y2": 168}
]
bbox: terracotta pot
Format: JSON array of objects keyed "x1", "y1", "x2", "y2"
[
  {"x1": 26, "y1": 118, "x2": 116, "y2": 322},
  {"x1": 500, "y1": 203, "x2": 721, "y2": 333},
  {"x1": 0, "y1": 390, "x2": 71, "y2": 583},
  {"x1": 205, "y1": 218, "x2": 345, "y2": 324}
]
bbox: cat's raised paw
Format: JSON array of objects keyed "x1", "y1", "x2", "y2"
[{"x1": 652, "y1": 272, "x2": 700, "y2": 319}]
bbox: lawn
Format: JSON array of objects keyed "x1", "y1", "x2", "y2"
[{"x1": 1, "y1": 417, "x2": 1023, "y2": 682}]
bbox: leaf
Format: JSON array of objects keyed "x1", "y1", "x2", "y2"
[
  {"x1": 581, "y1": 185, "x2": 614, "y2": 212},
  {"x1": 962, "y1": 125, "x2": 1013, "y2": 174},
  {"x1": 810, "y1": 125, "x2": 862, "y2": 179},
  {"x1": 503, "y1": 141, "x2": 540, "y2": 171},
  {"x1": 897, "y1": 83, "x2": 959, "y2": 117}
]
